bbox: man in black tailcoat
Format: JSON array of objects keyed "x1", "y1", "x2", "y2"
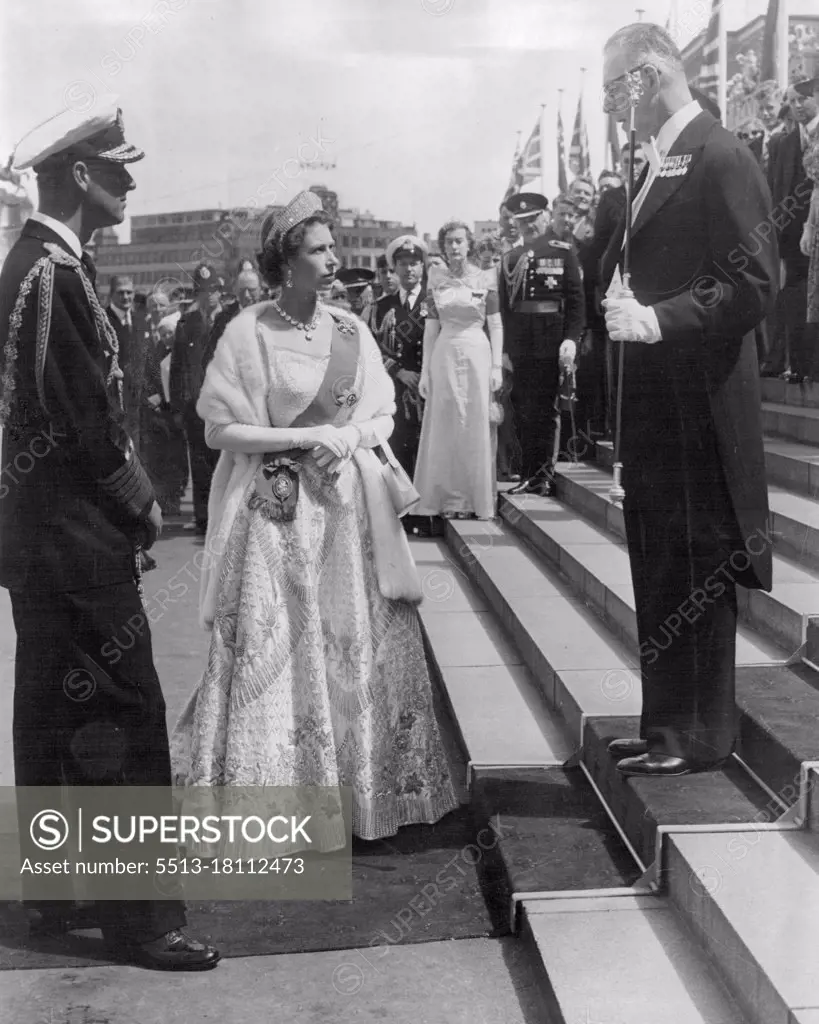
[
  {"x1": 169, "y1": 262, "x2": 223, "y2": 534},
  {"x1": 499, "y1": 192, "x2": 584, "y2": 496},
  {"x1": 0, "y1": 99, "x2": 218, "y2": 968},
  {"x1": 372, "y1": 234, "x2": 429, "y2": 534},
  {"x1": 106, "y1": 274, "x2": 152, "y2": 454},
  {"x1": 601, "y1": 23, "x2": 776, "y2": 776}
]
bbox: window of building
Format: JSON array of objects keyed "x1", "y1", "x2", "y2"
[
  {"x1": 341, "y1": 235, "x2": 350, "y2": 247},
  {"x1": 361, "y1": 255, "x2": 372, "y2": 268},
  {"x1": 350, "y1": 236, "x2": 359, "y2": 248},
  {"x1": 361, "y1": 236, "x2": 372, "y2": 248}
]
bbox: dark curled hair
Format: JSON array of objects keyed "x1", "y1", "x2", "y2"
[
  {"x1": 256, "y1": 211, "x2": 334, "y2": 287},
  {"x1": 437, "y1": 220, "x2": 475, "y2": 263}
]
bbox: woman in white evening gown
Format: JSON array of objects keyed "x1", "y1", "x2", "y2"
[
  {"x1": 170, "y1": 191, "x2": 458, "y2": 851},
  {"x1": 413, "y1": 221, "x2": 503, "y2": 520}
]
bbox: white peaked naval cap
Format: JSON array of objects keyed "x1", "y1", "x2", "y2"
[{"x1": 13, "y1": 94, "x2": 144, "y2": 171}]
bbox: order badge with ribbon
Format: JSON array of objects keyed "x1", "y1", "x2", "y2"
[{"x1": 252, "y1": 454, "x2": 301, "y2": 521}]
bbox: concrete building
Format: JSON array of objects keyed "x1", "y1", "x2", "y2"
[
  {"x1": 474, "y1": 220, "x2": 499, "y2": 240},
  {"x1": 94, "y1": 194, "x2": 415, "y2": 295}
]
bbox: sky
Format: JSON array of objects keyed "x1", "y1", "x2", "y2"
[{"x1": 1, "y1": 0, "x2": 774, "y2": 238}]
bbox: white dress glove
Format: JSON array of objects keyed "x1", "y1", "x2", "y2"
[
  {"x1": 559, "y1": 339, "x2": 577, "y2": 366},
  {"x1": 603, "y1": 295, "x2": 662, "y2": 344},
  {"x1": 801, "y1": 223, "x2": 815, "y2": 257}
]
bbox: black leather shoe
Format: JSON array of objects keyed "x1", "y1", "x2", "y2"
[
  {"x1": 607, "y1": 737, "x2": 648, "y2": 758},
  {"x1": 615, "y1": 753, "x2": 724, "y2": 777},
  {"x1": 107, "y1": 929, "x2": 221, "y2": 971},
  {"x1": 528, "y1": 477, "x2": 555, "y2": 497},
  {"x1": 507, "y1": 478, "x2": 532, "y2": 495}
]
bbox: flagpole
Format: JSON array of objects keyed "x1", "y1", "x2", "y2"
[
  {"x1": 557, "y1": 88, "x2": 565, "y2": 190},
  {"x1": 717, "y1": 2, "x2": 727, "y2": 121},
  {"x1": 777, "y1": 0, "x2": 790, "y2": 93},
  {"x1": 540, "y1": 102, "x2": 547, "y2": 197}
]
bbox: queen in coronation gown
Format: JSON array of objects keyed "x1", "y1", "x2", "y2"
[{"x1": 170, "y1": 192, "x2": 458, "y2": 851}]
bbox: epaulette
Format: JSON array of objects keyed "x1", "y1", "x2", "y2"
[{"x1": 549, "y1": 239, "x2": 572, "y2": 250}]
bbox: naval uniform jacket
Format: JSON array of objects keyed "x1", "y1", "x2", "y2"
[
  {"x1": 0, "y1": 220, "x2": 156, "y2": 593},
  {"x1": 372, "y1": 286, "x2": 428, "y2": 468},
  {"x1": 498, "y1": 231, "x2": 585, "y2": 365},
  {"x1": 601, "y1": 109, "x2": 776, "y2": 590},
  {"x1": 169, "y1": 305, "x2": 218, "y2": 415}
]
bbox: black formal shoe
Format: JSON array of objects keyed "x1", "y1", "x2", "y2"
[
  {"x1": 28, "y1": 904, "x2": 100, "y2": 937},
  {"x1": 507, "y1": 478, "x2": 532, "y2": 495},
  {"x1": 107, "y1": 929, "x2": 221, "y2": 971},
  {"x1": 615, "y1": 753, "x2": 725, "y2": 777},
  {"x1": 528, "y1": 477, "x2": 555, "y2": 497},
  {"x1": 607, "y1": 737, "x2": 648, "y2": 758}
]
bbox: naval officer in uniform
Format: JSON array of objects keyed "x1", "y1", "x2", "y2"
[
  {"x1": 499, "y1": 192, "x2": 584, "y2": 496},
  {"x1": 0, "y1": 97, "x2": 219, "y2": 970}
]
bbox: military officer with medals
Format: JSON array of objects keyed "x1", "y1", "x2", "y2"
[
  {"x1": 499, "y1": 192, "x2": 584, "y2": 496},
  {"x1": 169, "y1": 261, "x2": 223, "y2": 534},
  {"x1": 0, "y1": 97, "x2": 218, "y2": 970},
  {"x1": 372, "y1": 234, "x2": 430, "y2": 533}
]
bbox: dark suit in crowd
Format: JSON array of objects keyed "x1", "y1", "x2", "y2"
[
  {"x1": 106, "y1": 302, "x2": 153, "y2": 454},
  {"x1": 169, "y1": 304, "x2": 221, "y2": 530},
  {"x1": 0, "y1": 218, "x2": 185, "y2": 941},
  {"x1": 768, "y1": 123, "x2": 814, "y2": 377},
  {"x1": 602, "y1": 110, "x2": 776, "y2": 765}
]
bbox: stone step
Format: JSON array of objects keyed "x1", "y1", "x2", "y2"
[
  {"x1": 571, "y1": 453, "x2": 819, "y2": 572},
  {"x1": 412, "y1": 538, "x2": 574, "y2": 780},
  {"x1": 522, "y1": 894, "x2": 748, "y2": 1024},
  {"x1": 763, "y1": 401, "x2": 819, "y2": 447},
  {"x1": 444, "y1": 521, "x2": 781, "y2": 868},
  {"x1": 502, "y1": 480, "x2": 804, "y2": 663},
  {"x1": 765, "y1": 439, "x2": 819, "y2": 500},
  {"x1": 668, "y1": 828, "x2": 819, "y2": 1024},
  {"x1": 501, "y1": 476, "x2": 819, "y2": 803},
  {"x1": 470, "y1": 767, "x2": 641, "y2": 925},
  {"x1": 761, "y1": 376, "x2": 819, "y2": 408}
]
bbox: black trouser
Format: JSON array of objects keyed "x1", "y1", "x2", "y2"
[
  {"x1": 783, "y1": 253, "x2": 810, "y2": 376},
  {"x1": 11, "y1": 583, "x2": 186, "y2": 942},
  {"x1": 621, "y1": 353, "x2": 750, "y2": 764},
  {"x1": 183, "y1": 405, "x2": 219, "y2": 527},
  {"x1": 510, "y1": 357, "x2": 561, "y2": 481},
  {"x1": 143, "y1": 408, "x2": 189, "y2": 514}
]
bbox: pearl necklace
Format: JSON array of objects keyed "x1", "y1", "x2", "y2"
[{"x1": 272, "y1": 298, "x2": 322, "y2": 340}]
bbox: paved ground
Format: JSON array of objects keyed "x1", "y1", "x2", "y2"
[{"x1": 0, "y1": 520, "x2": 544, "y2": 1022}]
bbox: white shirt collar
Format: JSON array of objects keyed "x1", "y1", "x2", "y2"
[
  {"x1": 399, "y1": 283, "x2": 422, "y2": 306},
  {"x1": 28, "y1": 211, "x2": 83, "y2": 259},
  {"x1": 652, "y1": 99, "x2": 703, "y2": 160},
  {"x1": 109, "y1": 303, "x2": 132, "y2": 326}
]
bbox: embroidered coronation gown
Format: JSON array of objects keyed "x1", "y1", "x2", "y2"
[{"x1": 170, "y1": 305, "x2": 458, "y2": 848}]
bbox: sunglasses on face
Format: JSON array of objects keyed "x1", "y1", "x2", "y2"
[{"x1": 736, "y1": 130, "x2": 764, "y2": 140}]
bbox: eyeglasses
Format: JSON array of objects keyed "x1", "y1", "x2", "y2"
[
  {"x1": 602, "y1": 64, "x2": 652, "y2": 115},
  {"x1": 736, "y1": 129, "x2": 764, "y2": 140}
]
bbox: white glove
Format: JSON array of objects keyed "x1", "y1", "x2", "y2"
[
  {"x1": 418, "y1": 372, "x2": 430, "y2": 400},
  {"x1": 559, "y1": 339, "x2": 576, "y2": 367},
  {"x1": 603, "y1": 295, "x2": 662, "y2": 344},
  {"x1": 490, "y1": 365, "x2": 503, "y2": 392},
  {"x1": 801, "y1": 224, "x2": 815, "y2": 257}
]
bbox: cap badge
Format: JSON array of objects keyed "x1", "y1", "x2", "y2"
[{"x1": 199, "y1": 267, "x2": 210, "y2": 279}]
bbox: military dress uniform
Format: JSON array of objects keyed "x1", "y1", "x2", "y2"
[
  {"x1": 169, "y1": 264, "x2": 223, "y2": 532},
  {"x1": 0, "y1": 104, "x2": 189, "y2": 949},
  {"x1": 499, "y1": 215, "x2": 584, "y2": 491}
]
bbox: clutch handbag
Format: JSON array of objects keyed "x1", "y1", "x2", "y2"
[{"x1": 374, "y1": 434, "x2": 421, "y2": 518}]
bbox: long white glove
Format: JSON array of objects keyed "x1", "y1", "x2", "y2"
[
  {"x1": 602, "y1": 292, "x2": 662, "y2": 344},
  {"x1": 419, "y1": 317, "x2": 440, "y2": 399},
  {"x1": 801, "y1": 223, "x2": 815, "y2": 257},
  {"x1": 486, "y1": 312, "x2": 504, "y2": 392}
]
